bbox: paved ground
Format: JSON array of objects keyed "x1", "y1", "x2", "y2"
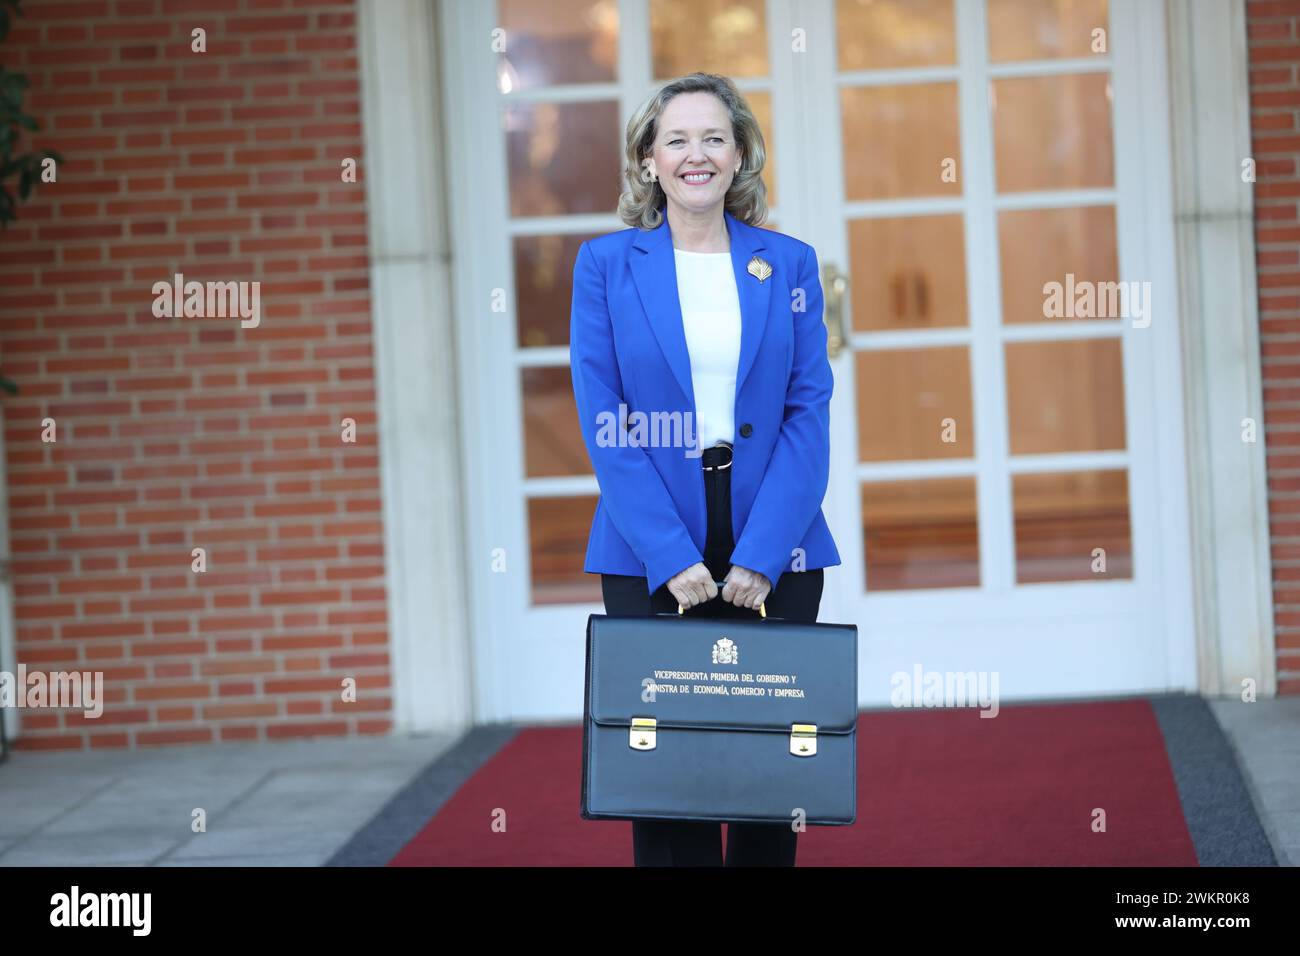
[
  {"x1": 1208, "y1": 696, "x2": 1300, "y2": 867},
  {"x1": 0, "y1": 732, "x2": 458, "y2": 866},
  {"x1": 0, "y1": 697, "x2": 1294, "y2": 866}
]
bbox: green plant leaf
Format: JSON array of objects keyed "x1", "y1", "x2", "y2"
[
  {"x1": 0, "y1": 0, "x2": 26, "y2": 43},
  {"x1": 1, "y1": 71, "x2": 28, "y2": 99},
  {"x1": 0, "y1": 2, "x2": 56, "y2": 226}
]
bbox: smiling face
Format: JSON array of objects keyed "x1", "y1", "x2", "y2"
[{"x1": 643, "y1": 91, "x2": 742, "y2": 220}]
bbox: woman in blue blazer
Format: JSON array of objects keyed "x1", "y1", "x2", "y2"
[{"x1": 570, "y1": 72, "x2": 841, "y2": 866}]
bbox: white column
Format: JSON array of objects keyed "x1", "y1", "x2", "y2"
[
  {"x1": 0, "y1": 403, "x2": 19, "y2": 743},
  {"x1": 1167, "y1": 0, "x2": 1277, "y2": 696},
  {"x1": 357, "y1": 0, "x2": 474, "y2": 731}
]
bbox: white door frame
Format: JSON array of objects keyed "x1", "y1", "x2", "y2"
[
  {"x1": 796, "y1": 0, "x2": 1198, "y2": 701},
  {"x1": 360, "y1": 0, "x2": 1277, "y2": 729},
  {"x1": 0, "y1": 403, "x2": 19, "y2": 743},
  {"x1": 357, "y1": 0, "x2": 475, "y2": 734},
  {"x1": 1166, "y1": 0, "x2": 1276, "y2": 696}
]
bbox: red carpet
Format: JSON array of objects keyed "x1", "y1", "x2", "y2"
[{"x1": 387, "y1": 698, "x2": 1198, "y2": 866}]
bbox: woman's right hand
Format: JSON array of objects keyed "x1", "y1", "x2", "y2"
[{"x1": 666, "y1": 562, "x2": 718, "y2": 611}]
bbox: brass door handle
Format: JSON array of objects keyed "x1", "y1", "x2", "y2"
[{"x1": 821, "y1": 262, "x2": 848, "y2": 359}]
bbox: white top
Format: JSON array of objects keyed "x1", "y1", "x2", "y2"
[{"x1": 674, "y1": 248, "x2": 742, "y2": 451}]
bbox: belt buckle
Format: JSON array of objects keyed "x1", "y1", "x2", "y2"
[{"x1": 702, "y1": 441, "x2": 733, "y2": 472}]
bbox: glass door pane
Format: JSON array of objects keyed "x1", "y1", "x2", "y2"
[
  {"x1": 986, "y1": 0, "x2": 1130, "y2": 584},
  {"x1": 840, "y1": 84, "x2": 961, "y2": 200},
  {"x1": 986, "y1": 0, "x2": 1108, "y2": 62},
  {"x1": 497, "y1": 0, "x2": 619, "y2": 89},
  {"x1": 848, "y1": 214, "x2": 968, "y2": 332},
  {"x1": 835, "y1": 0, "x2": 975, "y2": 592},
  {"x1": 651, "y1": 0, "x2": 769, "y2": 78},
  {"x1": 510, "y1": 0, "x2": 778, "y2": 605},
  {"x1": 499, "y1": 0, "x2": 627, "y2": 606},
  {"x1": 837, "y1": 0, "x2": 956, "y2": 69},
  {"x1": 827, "y1": 0, "x2": 1133, "y2": 595}
]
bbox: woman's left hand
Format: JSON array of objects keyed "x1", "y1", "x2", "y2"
[{"x1": 721, "y1": 566, "x2": 772, "y2": 610}]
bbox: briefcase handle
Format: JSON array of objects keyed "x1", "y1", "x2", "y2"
[{"x1": 661, "y1": 580, "x2": 770, "y2": 619}]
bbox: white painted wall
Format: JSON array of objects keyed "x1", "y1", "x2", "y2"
[
  {"x1": 1167, "y1": 0, "x2": 1277, "y2": 697},
  {"x1": 358, "y1": 0, "x2": 475, "y2": 733}
]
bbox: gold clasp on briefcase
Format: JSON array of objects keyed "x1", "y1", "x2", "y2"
[
  {"x1": 790, "y1": 723, "x2": 817, "y2": 757},
  {"x1": 630, "y1": 717, "x2": 657, "y2": 750}
]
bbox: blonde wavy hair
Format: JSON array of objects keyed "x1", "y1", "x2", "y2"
[{"x1": 617, "y1": 72, "x2": 769, "y2": 230}]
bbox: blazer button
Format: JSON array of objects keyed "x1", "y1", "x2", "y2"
[{"x1": 739, "y1": 423, "x2": 753, "y2": 438}]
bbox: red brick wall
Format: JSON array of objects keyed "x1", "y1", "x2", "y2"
[
  {"x1": 0, "y1": 0, "x2": 389, "y2": 748},
  {"x1": 1250, "y1": 0, "x2": 1300, "y2": 694}
]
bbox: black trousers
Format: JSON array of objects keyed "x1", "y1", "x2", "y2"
[{"x1": 600, "y1": 451, "x2": 825, "y2": 867}]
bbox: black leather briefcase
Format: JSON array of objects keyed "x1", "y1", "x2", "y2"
[{"x1": 581, "y1": 603, "x2": 858, "y2": 825}]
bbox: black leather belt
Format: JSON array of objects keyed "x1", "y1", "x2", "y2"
[{"x1": 701, "y1": 441, "x2": 733, "y2": 471}]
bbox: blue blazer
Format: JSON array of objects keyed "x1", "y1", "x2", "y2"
[{"x1": 569, "y1": 208, "x2": 841, "y2": 596}]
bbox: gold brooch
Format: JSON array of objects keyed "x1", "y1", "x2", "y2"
[{"x1": 747, "y1": 256, "x2": 772, "y2": 283}]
